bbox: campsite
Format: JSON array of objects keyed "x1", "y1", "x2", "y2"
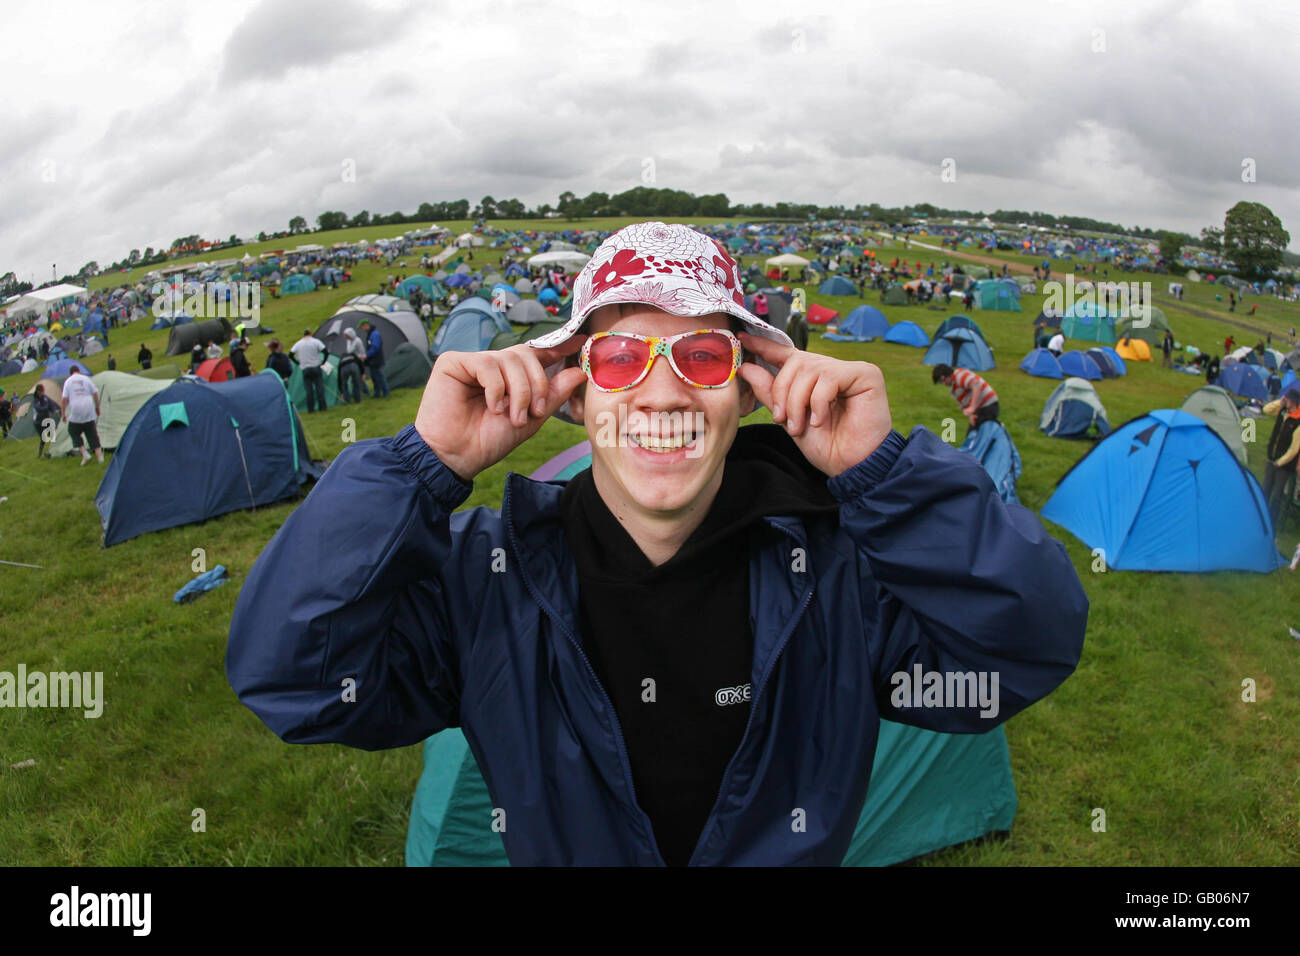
[{"x1": 2, "y1": 2, "x2": 1299, "y2": 880}]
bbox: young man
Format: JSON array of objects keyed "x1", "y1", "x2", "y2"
[
  {"x1": 290, "y1": 328, "x2": 328, "y2": 413},
  {"x1": 1262, "y1": 388, "x2": 1300, "y2": 528},
  {"x1": 932, "y1": 363, "x2": 999, "y2": 431},
  {"x1": 227, "y1": 222, "x2": 1087, "y2": 867},
  {"x1": 61, "y1": 366, "x2": 103, "y2": 465},
  {"x1": 1047, "y1": 330, "x2": 1065, "y2": 356},
  {"x1": 360, "y1": 321, "x2": 391, "y2": 398}
]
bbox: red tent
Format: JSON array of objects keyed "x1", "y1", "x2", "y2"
[
  {"x1": 806, "y1": 303, "x2": 839, "y2": 325},
  {"x1": 196, "y1": 358, "x2": 235, "y2": 382}
]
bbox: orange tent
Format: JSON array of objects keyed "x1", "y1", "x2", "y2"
[
  {"x1": 1116, "y1": 337, "x2": 1152, "y2": 362},
  {"x1": 196, "y1": 357, "x2": 236, "y2": 381}
]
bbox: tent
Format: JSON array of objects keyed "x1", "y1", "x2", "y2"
[
  {"x1": 1032, "y1": 310, "x2": 1061, "y2": 333},
  {"x1": 1115, "y1": 337, "x2": 1151, "y2": 362},
  {"x1": 137, "y1": 364, "x2": 182, "y2": 380},
  {"x1": 406, "y1": 443, "x2": 1019, "y2": 867},
  {"x1": 934, "y1": 315, "x2": 984, "y2": 340},
  {"x1": 527, "y1": 251, "x2": 590, "y2": 270},
  {"x1": 95, "y1": 375, "x2": 320, "y2": 546},
  {"x1": 1039, "y1": 378, "x2": 1110, "y2": 438},
  {"x1": 763, "y1": 253, "x2": 810, "y2": 269},
  {"x1": 1020, "y1": 348, "x2": 1063, "y2": 379},
  {"x1": 166, "y1": 318, "x2": 234, "y2": 356},
  {"x1": 281, "y1": 274, "x2": 316, "y2": 295},
  {"x1": 824, "y1": 305, "x2": 890, "y2": 342},
  {"x1": 1058, "y1": 351, "x2": 1103, "y2": 381},
  {"x1": 974, "y1": 280, "x2": 1021, "y2": 311},
  {"x1": 1115, "y1": 306, "x2": 1172, "y2": 347},
  {"x1": 1060, "y1": 304, "x2": 1116, "y2": 344},
  {"x1": 1217, "y1": 362, "x2": 1269, "y2": 402},
  {"x1": 880, "y1": 284, "x2": 908, "y2": 306},
  {"x1": 506, "y1": 299, "x2": 551, "y2": 326},
  {"x1": 398, "y1": 275, "x2": 436, "y2": 299},
  {"x1": 345, "y1": 294, "x2": 417, "y2": 314},
  {"x1": 385, "y1": 343, "x2": 434, "y2": 390},
  {"x1": 0, "y1": 358, "x2": 22, "y2": 378},
  {"x1": 43, "y1": 358, "x2": 90, "y2": 378},
  {"x1": 745, "y1": 291, "x2": 791, "y2": 332},
  {"x1": 1085, "y1": 348, "x2": 1122, "y2": 378},
  {"x1": 1180, "y1": 385, "x2": 1247, "y2": 465},
  {"x1": 806, "y1": 303, "x2": 838, "y2": 325},
  {"x1": 1041, "y1": 410, "x2": 1283, "y2": 572},
  {"x1": 1095, "y1": 346, "x2": 1127, "y2": 376},
  {"x1": 6, "y1": 377, "x2": 65, "y2": 440},
  {"x1": 882, "y1": 321, "x2": 930, "y2": 348},
  {"x1": 818, "y1": 276, "x2": 857, "y2": 296},
  {"x1": 315, "y1": 307, "x2": 430, "y2": 362},
  {"x1": 923, "y1": 328, "x2": 995, "y2": 371},
  {"x1": 50, "y1": 371, "x2": 172, "y2": 456},
  {"x1": 958, "y1": 420, "x2": 1022, "y2": 504},
  {"x1": 195, "y1": 357, "x2": 236, "y2": 382},
  {"x1": 432, "y1": 308, "x2": 513, "y2": 355}
]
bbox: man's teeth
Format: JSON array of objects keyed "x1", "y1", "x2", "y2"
[{"x1": 630, "y1": 432, "x2": 698, "y2": 452}]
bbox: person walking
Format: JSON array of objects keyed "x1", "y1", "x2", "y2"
[
  {"x1": 1161, "y1": 329, "x2": 1174, "y2": 369},
  {"x1": 361, "y1": 321, "x2": 390, "y2": 398},
  {"x1": 31, "y1": 384, "x2": 59, "y2": 458},
  {"x1": 1262, "y1": 388, "x2": 1300, "y2": 529},
  {"x1": 338, "y1": 328, "x2": 366, "y2": 404},
  {"x1": 230, "y1": 340, "x2": 252, "y2": 378},
  {"x1": 0, "y1": 389, "x2": 12, "y2": 438},
  {"x1": 291, "y1": 328, "x2": 328, "y2": 412},
  {"x1": 61, "y1": 366, "x2": 104, "y2": 465},
  {"x1": 106, "y1": 354, "x2": 117, "y2": 371},
  {"x1": 138, "y1": 343, "x2": 153, "y2": 370}
]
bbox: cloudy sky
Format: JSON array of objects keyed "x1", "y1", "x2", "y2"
[{"x1": 4, "y1": 0, "x2": 1298, "y2": 283}]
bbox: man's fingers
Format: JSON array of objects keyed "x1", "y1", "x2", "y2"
[
  {"x1": 526, "y1": 333, "x2": 587, "y2": 367},
  {"x1": 497, "y1": 351, "x2": 534, "y2": 426},
  {"x1": 783, "y1": 368, "x2": 818, "y2": 436},
  {"x1": 738, "y1": 362, "x2": 775, "y2": 411},
  {"x1": 473, "y1": 359, "x2": 508, "y2": 414},
  {"x1": 739, "y1": 331, "x2": 795, "y2": 367},
  {"x1": 544, "y1": 367, "x2": 588, "y2": 416},
  {"x1": 809, "y1": 377, "x2": 840, "y2": 429}
]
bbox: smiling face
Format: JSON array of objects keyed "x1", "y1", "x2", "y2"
[{"x1": 568, "y1": 304, "x2": 755, "y2": 524}]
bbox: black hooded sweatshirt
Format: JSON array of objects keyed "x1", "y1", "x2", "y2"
[{"x1": 559, "y1": 424, "x2": 840, "y2": 865}]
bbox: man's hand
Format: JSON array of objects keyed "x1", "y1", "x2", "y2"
[
  {"x1": 415, "y1": 338, "x2": 588, "y2": 482},
  {"x1": 739, "y1": 333, "x2": 893, "y2": 477}
]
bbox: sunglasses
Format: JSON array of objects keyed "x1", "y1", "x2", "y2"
[{"x1": 580, "y1": 329, "x2": 742, "y2": 392}]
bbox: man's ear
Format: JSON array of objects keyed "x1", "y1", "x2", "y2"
[{"x1": 737, "y1": 372, "x2": 757, "y2": 417}]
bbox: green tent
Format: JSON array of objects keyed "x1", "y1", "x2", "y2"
[
  {"x1": 268, "y1": 357, "x2": 341, "y2": 412},
  {"x1": 1115, "y1": 305, "x2": 1172, "y2": 346},
  {"x1": 50, "y1": 371, "x2": 172, "y2": 455},
  {"x1": 962, "y1": 265, "x2": 993, "y2": 280},
  {"x1": 1180, "y1": 385, "x2": 1247, "y2": 465},
  {"x1": 406, "y1": 720, "x2": 1016, "y2": 866},
  {"x1": 5, "y1": 376, "x2": 66, "y2": 440},
  {"x1": 385, "y1": 343, "x2": 433, "y2": 390},
  {"x1": 137, "y1": 364, "x2": 182, "y2": 380},
  {"x1": 1060, "y1": 308, "x2": 1117, "y2": 345},
  {"x1": 881, "y1": 284, "x2": 908, "y2": 306}
]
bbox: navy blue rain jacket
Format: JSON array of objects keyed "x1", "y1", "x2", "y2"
[
  {"x1": 365, "y1": 329, "x2": 383, "y2": 366},
  {"x1": 226, "y1": 424, "x2": 1088, "y2": 865}
]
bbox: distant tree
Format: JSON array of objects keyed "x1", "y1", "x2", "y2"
[
  {"x1": 1200, "y1": 226, "x2": 1223, "y2": 252},
  {"x1": 128, "y1": 249, "x2": 141, "y2": 264},
  {"x1": 497, "y1": 198, "x2": 526, "y2": 218},
  {"x1": 79, "y1": 261, "x2": 100, "y2": 277},
  {"x1": 317, "y1": 211, "x2": 347, "y2": 231},
  {"x1": 416, "y1": 202, "x2": 437, "y2": 221},
  {"x1": 348, "y1": 210, "x2": 370, "y2": 228},
  {"x1": 474, "y1": 196, "x2": 498, "y2": 219},
  {"x1": 289, "y1": 216, "x2": 307, "y2": 234},
  {"x1": 143, "y1": 247, "x2": 154, "y2": 261},
  {"x1": 1158, "y1": 232, "x2": 1191, "y2": 272},
  {"x1": 1223, "y1": 201, "x2": 1289, "y2": 277},
  {"x1": 557, "y1": 191, "x2": 578, "y2": 220}
]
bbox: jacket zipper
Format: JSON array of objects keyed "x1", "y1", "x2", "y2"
[
  {"x1": 687, "y1": 520, "x2": 816, "y2": 866},
  {"x1": 503, "y1": 484, "x2": 668, "y2": 866}
]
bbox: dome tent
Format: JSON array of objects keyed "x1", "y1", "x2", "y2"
[
  {"x1": 934, "y1": 315, "x2": 985, "y2": 340},
  {"x1": 1058, "y1": 350, "x2": 1103, "y2": 381},
  {"x1": 1115, "y1": 337, "x2": 1151, "y2": 362},
  {"x1": 1217, "y1": 363, "x2": 1269, "y2": 402},
  {"x1": 958, "y1": 420, "x2": 1022, "y2": 504},
  {"x1": 818, "y1": 276, "x2": 857, "y2": 296},
  {"x1": 315, "y1": 306, "x2": 430, "y2": 363},
  {"x1": 95, "y1": 376, "x2": 320, "y2": 547},
  {"x1": 1115, "y1": 306, "x2": 1172, "y2": 347},
  {"x1": 166, "y1": 318, "x2": 233, "y2": 356},
  {"x1": 1060, "y1": 302, "x2": 1116, "y2": 344},
  {"x1": 1040, "y1": 377, "x2": 1110, "y2": 439},
  {"x1": 281, "y1": 274, "x2": 316, "y2": 295},
  {"x1": 1085, "y1": 348, "x2": 1122, "y2": 378},
  {"x1": 384, "y1": 343, "x2": 434, "y2": 390},
  {"x1": 1020, "y1": 348, "x2": 1064, "y2": 379},
  {"x1": 405, "y1": 443, "x2": 1018, "y2": 867},
  {"x1": 882, "y1": 321, "x2": 930, "y2": 348},
  {"x1": 824, "y1": 305, "x2": 890, "y2": 342},
  {"x1": 974, "y1": 280, "x2": 1021, "y2": 311},
  {"x1": 432, "y1": 307, "x2": 512, "y2": 355},
  {"x1": 1180, "y1": 385, "x2": 1247, "y2": 465},
  {"x1": 923, "y1": 328, "x2": 995, "y2": 371},
  {"x1": 1041, "y1": 410, "x2": 1283, "y2": 572},
  {"x1": 50, "y1": 371, "x2": 172, "y2": 456}
]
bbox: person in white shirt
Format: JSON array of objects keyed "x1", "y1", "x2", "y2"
[
  {"x1": 61, "y1": 368, "x2": 103, "y2": 465},
  {"x1": 1047, "y1": 331, "x2": 1065, "y2": 357},
  {"x1": 290, "y1": 329, "x2": 329, "y2": 412},
  {"x1": 206, "y1": 340, "x2": 223, "y2": 360}
]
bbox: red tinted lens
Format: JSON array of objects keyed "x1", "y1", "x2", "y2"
[
  {"x1": 671, "y1": 333, "x2": 734, "y2": 386},
  {"x1": 588, "y1": 335, "x2": 650, "y2": 389}
]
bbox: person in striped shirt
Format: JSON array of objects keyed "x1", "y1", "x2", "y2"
[{"x1": 932, "y1": 364, "x2": 999, "y2": 431}]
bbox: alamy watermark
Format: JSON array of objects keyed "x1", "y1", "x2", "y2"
[
  {"x1": 0, "y1": 665, "x2": 103, "y2": 718},
  {"x1": 151, "y1": 280, "x2": 261, "y2": 324},
  {"x1": 1042, "y1": 276, "x2": 1151, "y2": 327},
  {"x1": 889, "y1": 664, "x2": 1000, "y2": 719}
]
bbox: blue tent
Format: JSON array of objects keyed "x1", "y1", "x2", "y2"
[
  {"x1": 818, "y1": 276, "x2": 857, "y2": 296},
  {"x1": 95, "y1": 376, "x2": 319, "y2": 547},
  {"x1": 1085, "y1": 348, "x2": 1121, "y2": 378},
  {"x1": 1096, "y1": 346, "x2": 1127, "y2": 376},
  {"x1": 281, "y1": 274, "x2": 316, "y2": 295},
  {"x1": 923, "y1": 328, "x2": 995, "y2": 371},
  {"x1": 882, "y1": 321, "x2": 930, "y2": 348},
  {"x1": 1020, "y1": 348, "x2": 1063, "y2": 379},
  {"x1": 1041, "y1": 409, "x2": 1284, "y2": 572},
  {"x1": 432, "y1": 308, "x2": 513, "y2": 355},
  {"x1": 824, "y1": 305, "x2": 890, "y2": 342},
  {"x1": 398, "y1": 275, "x2": 436, "y2": 299},
  {"x1": 1281, "y1": 369, "x2": 1298, "y2": 393},
  {"x1": 959, "y1": 420, "x2": 1022, "y2": 504},
  {"x1": 1040, "y1": 378, "x2": 1110, "y2": 438},
  {"x1": 83, "y1": 311, "x2": 107, "y2": 336},
  {"x1": 1218, "y1": 363, "x2": 1269, "y2": 401},
  {"x1": 44, "y1": 358, "x2": 90, "y2": 378},
  {"x1": 1058, "y1": 350, "x2": 1103, "y2": 381},
  {"x1": 934, "y1": 315, "x2": 985, "y2": 340}
]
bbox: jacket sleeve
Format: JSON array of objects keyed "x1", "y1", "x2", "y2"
[
  {"x1": 225, "y1": 424, "x2": 488, "y2": 751},
  {"x1": 1276, "y1": 426, "x2": 1300, "y2": 467},
  {"x1": 828, "y1": 427, "x2": 1088, "y2": 733}
]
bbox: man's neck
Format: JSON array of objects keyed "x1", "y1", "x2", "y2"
[{"x1": 590, "y1": 463, "x2": 724, "y2": 568}]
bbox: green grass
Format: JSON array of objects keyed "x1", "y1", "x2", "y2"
[{"x1": 3, "y1": 227, "x2": 1299, "y2": 866}]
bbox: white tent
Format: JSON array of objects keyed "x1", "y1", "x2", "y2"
[
  {"x1": 4, "y1": 283, "x2": 88, "y2": 319},
  {"x1": 528, "y1": 251, "x2": 591, "y2": 270},
  {"x1": 455, "y1": 233, "x2": 485, "y2": 248},
  {"x1": 764, "y1": 253, "x2": 811, "y2": 268}
]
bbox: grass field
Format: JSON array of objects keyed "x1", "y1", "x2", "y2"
[{"x1": 3, "y1": 225, "x2": 1298, "y2": 866}]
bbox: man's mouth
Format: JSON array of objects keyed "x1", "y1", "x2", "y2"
[{"x1": 628, "y1": 430, "x2": 700, "y2": 453}]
